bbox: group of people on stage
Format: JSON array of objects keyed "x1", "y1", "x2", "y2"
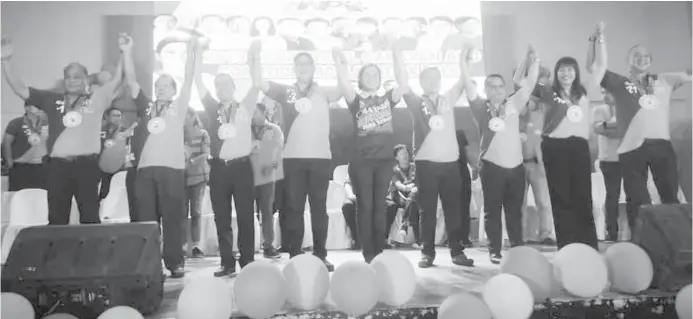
[{"x1": 1, "y1": 17, "x2": 690, "y2": 278}]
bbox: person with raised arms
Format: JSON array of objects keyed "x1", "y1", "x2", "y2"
[
  {"x1": 1, "y1": 35, "x2": 124, "y2": 225},
  {"x1": 193, "y1": 39, "x2": 262, "y2": 276},
  {"x1": 462, "y1": 44, "x2": 540, "y2": 264},
  {"x1": 590, "y1": 26, "x2": 691, "y2": 234},
  {"x1": 529, "y1": 23, "x2": 606, "y2": 250},
  {"x1": 332, "y1": 47, "x2": 404, "y2": 263},
  {"x1": 251, "y1": 44, "x2": 342, "y2": 271},
  {"x1": 123, "y1": 34, "x2": 194, "y2": 278},
  {"x1": 391, "y1": 43, "x2": 475, "y2": 268}
]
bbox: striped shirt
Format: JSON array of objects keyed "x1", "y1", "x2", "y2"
[{"x1": 185, "y1": 128, "x2": 211, "y2": 186}]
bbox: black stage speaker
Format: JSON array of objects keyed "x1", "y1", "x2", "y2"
[
  {"x1": 1, "y1": 222, "x2": 165, "y2": 318},
  {"x1": 632, "y1": 204, "x2": 692, "y2": 291}
]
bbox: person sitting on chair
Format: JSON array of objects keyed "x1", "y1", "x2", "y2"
[{"x1": 385, "y1": 144, "x2": 420, "y2": 247}]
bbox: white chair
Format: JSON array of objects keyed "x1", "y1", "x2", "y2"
[
  {"x1": 592, "y1": 172, "x2": 607, "y2": 240},
  {"x1": 324, "y1": 181, "x2": 351, "y2": 250},
  {"x1": 99, "y1": 187, "x2": 130, "y2": 223},
  {"x1": 332, "y1": 165, "x2": 349, "y2": 185},
  {"x1": 1, "y1": 176, "x2": 8, "y2": 192},
  {"x1": 109, "y1": 171, "x2": 128, "y2": 190}
]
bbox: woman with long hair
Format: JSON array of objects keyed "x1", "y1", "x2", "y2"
[
  {"x1": 332, "y1": 48, "x2": 404, "y2": 263},
  {"x1": 534, "y1": 23, "x2": 605, "y2": 249}
]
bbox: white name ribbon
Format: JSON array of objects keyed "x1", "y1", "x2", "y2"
[
  {"x1": 566, "y1": 105, "x2": 584, "y2": 123},
  {"x1": 295, "y1": 97, "x2": 312, "y2": 114},
  {"x1": 28, "y1": 133, "x2": 41, "y2": 146},
  {"x1": 488, "y1": 117, "x2": 506, "y2": 132},
  {"x1": 62, "y1": 111, "x2": 83, "y2": 128},
  {"x1": 639, "y1": 94, "x2": 659, "y2": 110},
  {"x1": 218, "y1": 123, "x2": 237, "y2": 140},
  {"x1": 252, "y1": 140, "x2": 261, "y2": 152},
  {"x1": 147, "y1": 117, "x2": 167, "y2": 134},
  {"x1": 429, "y1": 115, "x2": 445, "y2": 131}
]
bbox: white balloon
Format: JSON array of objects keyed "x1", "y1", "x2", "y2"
[
  {"x1": 97, "y1": 306, "x2": 143, "y2": 319},
  {"x1": 482, "y1": 273, "x2": 534, "y2": 319},
  {"x1": 438, "y1": 292, "x2": 492, "y2": 319},
  {"x1": 370, "y1": 251, "x2": 416, "y2": 306},
  {"x1": 676, "y1": 284, "x2": 692, "y2": 319},
  {"x1": 283, "y1": 254, "x2": 330, "y2": 311},
  {"x1": 177, "y1": 277, "x2": 233, "y2": 319},
  {"x1": 500, "y1": 246, "x2": 554, "y2": 302},
  {"x1": 234, "y1": 261, "x2": 287, "y2": 319},
  {"x1": 42, "y1": 314, "x2": 79, "y2": 319},
  {"x1": 604, "y1": 242, "x2": 653, "y2": 294},
  {"x1": 1, "y1": 292, "x2": 34, "y2": 319},
  {"x1": 554, "y1": 243, "x2": 608, "y2": 298},
  {"x1": 330, "y1": 261, "x2": 379, "y2": 316}
]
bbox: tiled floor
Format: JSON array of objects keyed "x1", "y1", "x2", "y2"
[{"x1": 150, "y1": 243, "x2": 644, "y2": 319}]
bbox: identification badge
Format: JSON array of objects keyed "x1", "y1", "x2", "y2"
[
  {"x1": 104, "y1": 139, "x2": 115, "y2": 148},
  {"x1": 295, "y1": 97, "x2": 312, "y2": 114},
  {"x1": 520, "y1": 133, "x2": 527, "y2": 142},
  {"x1": 429, "y1": 115, "x2": 445, "y2": 131},
  {"x1": 62, "y1": 111, "x2": 83, "y2": 128},
  {"x1": 488, "y1": 117, "x2": 506, "y2": 132},
  {"x1": 28, "y1": 133, "x2": 41, "y2": 146},
  {"x1": 567, "y1": 105, "x2": 584, "y2": 123},
  {"x1": 218, "y1": 123, "x2": 237, "y2": 140},
  {"x1": 147, "y1": 117, "x2": 166, "y2": 134},
  {"x1": 252, "y1": 140, "x2": 261, "y2": 152},
  {"x1": 639, "y1": 94, "x2": 659, "y2": 110}
]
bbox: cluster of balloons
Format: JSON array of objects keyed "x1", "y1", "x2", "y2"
[
  {"x1": 177, "y1": 250, "x2": 417, "y2": 319},
  {"x1": 0, "y1": 294, "x2": 144, "y2": 319},
  {"x1": 437, "y1": 242, "x2": 691, "y2": 319}
]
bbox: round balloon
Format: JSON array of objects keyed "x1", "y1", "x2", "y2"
[
  {"x1": 554, "y1": 243, "x2": 608, "y2": 298},
  {"x1": 42, "y1": 314, "x2": 79, "y2": 319},
  {"x1": 330, "y1": 260, "x2": 379, "y2": 316},
  {"x1": 482, "y1": 273, "x2": 534, "y2": 319},
  {"x1": 604, "y1": 242, "x2": 653, "y2": 294},
  {"x1": 500, "y1": 246, "x2": 554, "y2": 302},
  {"x1": 177, "y1": 277, "x2": 233, "y2": 319},
  {"x1": 676, "y1": 284, "x2": 692, "y2": 319},
  {"x1": 98, "y1": 306, "x2": 143, "y2": 319},
  {"x1": 1, "y1": 292, "x2": 34, "y2": 319},
  {"x1": 370, "y1": 251, "x2": 416, "y2": 306},
  {"x1": 438, "y1": 292, "x2": 492, "y2": 319},
  {"x1": 234, "y1": 261, "x2": 287, "y2": 319},
  {"x1": 283, "y1": 254, "x2": 330, "y2": 311}
]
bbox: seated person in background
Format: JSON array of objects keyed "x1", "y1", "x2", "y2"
[
  {"x1": 183, "y1": 109, "x2": 210, "y2": 258},
  {"x1": 385, "y1": 144, "x2": 420, "y2": 246},
  {"x1": 342, "y1": 174, "x2": 360, "y2": 250},
  {"x1": 2, "y1": 102, "x2": 48, "y2": 191}
]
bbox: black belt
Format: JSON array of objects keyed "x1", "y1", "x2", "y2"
[
  {"x1": 49, "y1": 154, "x2": 98, "y2": 162},
  {"x1": 523, "y1": 157, "x2": 539, "y2": 164},
  {"x1": 213, "y1": 156, "x2": 249, "y2": 166}
]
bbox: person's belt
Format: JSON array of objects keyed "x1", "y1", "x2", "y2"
[
  {"x1": 213, "y1": 156, "x2": 250, "y2": 166},
  {"x1": 50, "y1": 154, "x2": 99, "y2": 162},
  {"x1": 523, "y1": 157, "x2": 539, "y2": 164}
]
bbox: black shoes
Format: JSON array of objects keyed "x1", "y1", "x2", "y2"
[
  {"x1": 263, "y1": 248, "x2": 281, "y2": 260},
  {"x1": 191, "y1": 247, "x2": 204, "y2": 258},
  {"x1": 169, "y1": 267, "x2": 185, "y2": 278},
  {"x1": 213, "y1": 266, "x2": 236, "y2": 277},
  {"x1": 418, "y1": 254, "x2": 434, "y2": 268},
  {"x1": 322, "y1": 258, "x2": 334, "y2": 272},
  {"x1": 452, "y1": 253, "x2": 475, "y2": 267}
]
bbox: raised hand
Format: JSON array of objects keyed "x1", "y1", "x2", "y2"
[
  {"x1": 1, "y1": 36, "x2": 14, "y2": 61},
  {"x1": 596, "y1": 22, "x2": 605, "y2": 34},
  {"x1": 118, "y1": 33, "x2": 134, "y2": 52},
  {"x1": 527, "y1": 44, "x2": 539, "y2": 63}
]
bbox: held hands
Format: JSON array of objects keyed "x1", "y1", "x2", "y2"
[
  {"x1": 526, "y1": 44, "x2": 539, "y2": 64},
  {"x1": 118, "y1": 33, "x2": 134, "y2": 53},
  {"x1": 591, "y1": 22, "x2": 606, "y2": 42},
  {"x1": 1, "y1": 36, "x2": 14, "y2": 61}
]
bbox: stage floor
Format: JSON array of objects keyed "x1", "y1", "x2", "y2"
[{"x1": 149, "y1": 243, "x2": 674, "y2": 319}]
